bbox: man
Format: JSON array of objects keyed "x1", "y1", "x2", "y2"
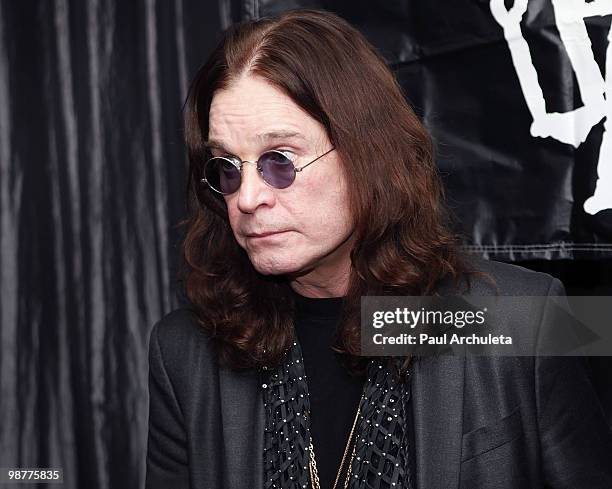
[{"x1": 145, "y1": 8, "x2": 612, "y2": 489}]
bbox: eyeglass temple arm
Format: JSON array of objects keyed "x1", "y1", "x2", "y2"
[{"x1": 294, "y1": 147, "x2": 336, "y2": 172}]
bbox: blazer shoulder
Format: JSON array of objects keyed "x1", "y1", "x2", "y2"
[
  {"x1": 151, "y1": 307, "x2": 210, "y2": 347},
  {"x1": 149, "y1": 307, "x2": 218, "y2": 377},
  {"x1": 461, "y1": 254, "x2": 561, "y2": 296}
]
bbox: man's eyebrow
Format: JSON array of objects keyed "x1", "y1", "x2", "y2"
[{"x1": 204, "y1": 131, "x2": 307, "y2": 150}]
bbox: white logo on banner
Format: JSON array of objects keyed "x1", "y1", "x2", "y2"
[{"x1": 490, "y1": 0, "x2": 612, "y2": 214}]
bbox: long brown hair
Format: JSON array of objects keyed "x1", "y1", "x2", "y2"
[{"x1": 180, "y1": 8, "x2": 472, "y2": 371}]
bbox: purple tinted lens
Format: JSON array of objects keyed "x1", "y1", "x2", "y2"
[
  {"x1": 259, "y1": 151, "x2": 296, "y2": 189},
  {"x1": 206, "y1": 158, "x2": 240, "y2": 194}
]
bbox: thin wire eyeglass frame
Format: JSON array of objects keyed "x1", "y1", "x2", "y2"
[{"x1": 200, "y1": 146, "x2": 336, "y2": 195}]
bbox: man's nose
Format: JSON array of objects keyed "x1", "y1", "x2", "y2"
[{"x1": 236, "y1": 162, "x2": 275, "y2": 213}]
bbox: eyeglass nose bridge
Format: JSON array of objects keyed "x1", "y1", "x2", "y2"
[
  {"x1": 215, "y1": 156, "x2": 264, "y2": 174},
  {"x1": 236, "y1": 158, "x2": 264, "y2": 173}
]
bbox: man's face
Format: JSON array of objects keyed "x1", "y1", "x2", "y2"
[{"x1": 208, "y1": 74, "x2": 355, "y2": 286}]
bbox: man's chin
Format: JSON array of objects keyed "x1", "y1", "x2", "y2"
[{"x1": 249, "y1": 257, "x2": 313, "y2": 278}]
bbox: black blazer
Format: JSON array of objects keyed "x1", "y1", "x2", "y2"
[{"x1": 145, "y1": 258, "x2": 612, "y2": 489}]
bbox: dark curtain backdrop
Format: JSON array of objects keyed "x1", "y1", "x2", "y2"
[
  {"x1": 0, "y1": 0, "x2": 226, "y2": 487},
  {"x1": 0, "y1": 1, "x2": 610, "y2": 488}
]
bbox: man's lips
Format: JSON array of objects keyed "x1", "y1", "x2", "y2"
[{"x1": 245, "y1": 230, "x2": 291, "y2": 238}]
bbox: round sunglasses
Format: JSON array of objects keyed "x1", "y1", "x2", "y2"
[{"x1": 200, "y1": 147, "x2": 336, "y2": 195}]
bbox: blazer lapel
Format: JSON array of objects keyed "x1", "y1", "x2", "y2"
[
  {"x1": 218, "y1": 366, "x2": 265, "y2": 489},
  {"x1": 412, "y1": 355, "x2": 465, "y2": 489}
]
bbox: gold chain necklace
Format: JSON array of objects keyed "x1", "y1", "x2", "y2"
[{"x1": 307, "y1": 400, "x2": 362, "y2": 489}]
